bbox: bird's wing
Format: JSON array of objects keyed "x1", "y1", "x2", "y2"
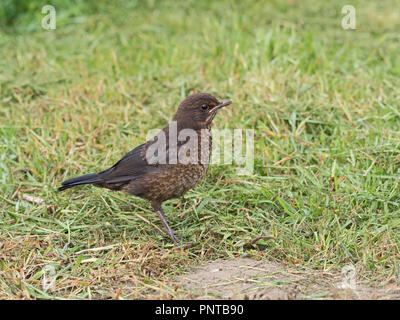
[
  {"x1": 98, "y1": 142, "x2": 153, "y2": 183},
  {"x1": 98, "y1": 128, "x2": 183, "y2": 185}
]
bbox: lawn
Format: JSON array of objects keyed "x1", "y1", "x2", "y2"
[{"x1": 1, "y1": 0, "x2": 400, "y2": 299}]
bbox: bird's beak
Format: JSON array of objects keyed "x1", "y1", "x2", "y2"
[
  {"x1": 218, "y1": 100, "x2": 232, "y2": 108},
  {"x1": 211, "y1": 100, "x2": 232, "y2": 113}
]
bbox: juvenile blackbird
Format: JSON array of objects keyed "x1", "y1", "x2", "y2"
[{"x1": 59, "y1": 92, "x2": 232, "y2": 246}]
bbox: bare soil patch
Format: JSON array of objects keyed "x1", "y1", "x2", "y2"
[{"x1": 176, "y1": 258, "x2": 400, "y2": 300}]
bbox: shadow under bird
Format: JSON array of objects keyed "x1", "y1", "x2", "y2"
[{"x1": 59, "y1": 92, "x2": 232, "y2": 247}]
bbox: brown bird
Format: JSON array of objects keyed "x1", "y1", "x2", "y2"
[{"x1": 59, "y1": 92, "x2": 232, "y2": 246}]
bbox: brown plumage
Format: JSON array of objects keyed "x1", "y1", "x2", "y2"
[{"x1": 59, "y1": 92, "x2": 232, "y2": 246}]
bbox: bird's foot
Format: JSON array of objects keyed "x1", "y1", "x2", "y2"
[
  {"x1": 153, "y1": 204, "x2": 194, "y2": 250},
  {"x1": 174, "y1": 242, "x2": 195, "y2": 250}
]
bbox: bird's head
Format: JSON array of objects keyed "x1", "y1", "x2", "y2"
[{"x1": 173, "y1": 92, "x2": 232, "y2": 129}]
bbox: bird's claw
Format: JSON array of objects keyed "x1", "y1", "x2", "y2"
[{"x1": 173, "y1": 242, "x2": 195, "y2": 250}]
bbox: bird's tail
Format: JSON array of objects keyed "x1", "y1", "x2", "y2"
[{"x1": 58, "y1": 173, "x2": 101, "y2": 191}]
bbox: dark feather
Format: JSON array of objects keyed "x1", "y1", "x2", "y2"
[{"x1": 58, "y1": 173, "x2": 101, "y2": 191}]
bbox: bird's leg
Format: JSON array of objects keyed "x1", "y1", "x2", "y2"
[{"x1": 152, "y1": 201, "x2": 179, "y2": 244}]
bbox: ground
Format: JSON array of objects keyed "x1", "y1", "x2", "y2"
[
  {"x1": 176, "y1": 258, "x2": 400, "y2": 299},
  {"x1": 1, "y1": 0, "x2": 400, "y2": 299}
]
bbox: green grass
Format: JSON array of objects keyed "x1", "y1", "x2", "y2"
[{"x1": 1, "y1": 0, "x2": 400, "y2": 299}]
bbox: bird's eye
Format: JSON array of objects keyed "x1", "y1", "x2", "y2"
[{"x1": 201, "y1": 104, "x2": 209, "y2": 110}]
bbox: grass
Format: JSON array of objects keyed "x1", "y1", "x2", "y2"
[{"x1": 1, "y1": 0, "x2": 400, "y2": 299}]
